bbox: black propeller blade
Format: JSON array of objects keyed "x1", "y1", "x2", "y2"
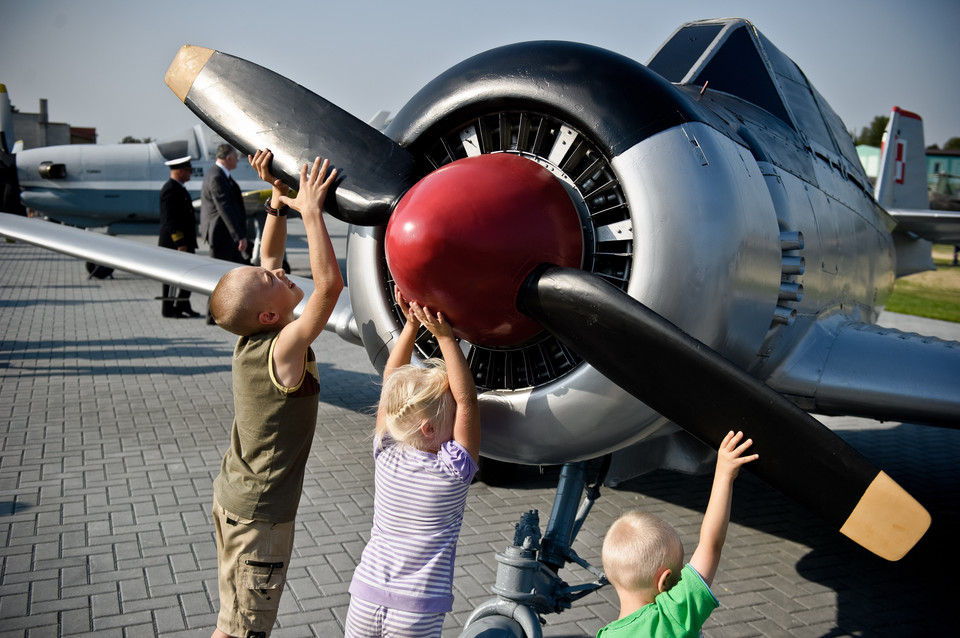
[
  {"x1": 518, "y1": 265, "x2": 930, "y2": 561},
  {"x1": 164, "y1": 45, "x2": 417, "y2": 226}
]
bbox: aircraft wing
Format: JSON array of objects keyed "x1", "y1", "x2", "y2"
[
  {"x1": 889, "y1": 209, "x2": 960, "y2": 244},
  {"x1": 0, "y1": 212, "x2": 360, "y2": 345},
  {"x1": 766, "y1": 314, "x2": 960, "y2": 428}
]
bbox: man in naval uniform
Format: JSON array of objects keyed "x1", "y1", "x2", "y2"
[{"x1": 158, "y1": 155, "x2": 201, "y2": 318}]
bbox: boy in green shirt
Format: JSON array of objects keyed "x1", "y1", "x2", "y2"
[{"x1": 599, "y1": 430, "x2": 758, "y2": 637}]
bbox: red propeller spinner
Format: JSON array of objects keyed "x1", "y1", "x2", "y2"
[{"x1": 385, "y1": 153, "x2": 583, "y2": 346}]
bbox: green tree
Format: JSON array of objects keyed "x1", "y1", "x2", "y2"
[
  {"x1": 855, "y1": 116, "x2": 889, "y2": 146},
  {"x1": 944, "y1": 137, "x2": 960, "y2": 151}
]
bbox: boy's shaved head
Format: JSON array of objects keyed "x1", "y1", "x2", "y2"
[{"x1": 210, "y1": 267, "x2": 265, "y2": 336}]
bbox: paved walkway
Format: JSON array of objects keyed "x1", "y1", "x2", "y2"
[{"x1": 0, "y1": 223, "x2": 957, "y2": 637}]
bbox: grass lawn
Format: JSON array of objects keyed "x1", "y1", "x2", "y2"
[{"x1": 886, "y1": 244, "x2": 960, "y2": 323}]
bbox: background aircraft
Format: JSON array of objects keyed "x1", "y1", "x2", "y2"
[
  {"x1": 2, "y1": 17, "x2": 959, "y2": 637},
  {"x1": 0, "y1": 83, "x2": 262, "y2": 230},
  {"x1": 0, "y1": 85, "x2": 394, "y2": 233}
]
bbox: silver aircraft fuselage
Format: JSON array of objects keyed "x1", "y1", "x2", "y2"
[{"x1": 14, "y1": 124, "x2": 260, "y2": 227}]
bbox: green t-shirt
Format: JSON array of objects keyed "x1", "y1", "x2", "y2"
[{"x1": 597, "y1": 564, "x2": 719, "y2": 638}]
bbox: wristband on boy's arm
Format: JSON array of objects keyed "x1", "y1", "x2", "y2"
[{"x1": 265, "y1": 201, "x2": 287, "y2": 217}]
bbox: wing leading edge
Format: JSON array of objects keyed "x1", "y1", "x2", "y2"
[{"x1": 0, "y1": 213, "x2": 360, "y2": 345}]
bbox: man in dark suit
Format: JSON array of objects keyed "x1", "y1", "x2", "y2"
[
  {"x1": 199, "y1": 144, "x2": 248, "y2": 264},
  {"x1": 200, "y1": 144, "x2": 248, "y2": 323},
  {"x1": 158, "y1": 156, "x2": 201, "y2": 318}
]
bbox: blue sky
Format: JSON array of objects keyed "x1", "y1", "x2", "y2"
[{"x1": 1, "y1": 0, "x2": 957, "y2": 147}]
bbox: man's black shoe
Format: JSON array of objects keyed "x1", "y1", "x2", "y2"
[{"x1": 167, "y1": 309, "x2": 203, "y2": 319}]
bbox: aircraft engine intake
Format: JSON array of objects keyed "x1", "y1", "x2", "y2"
[{"x1": 38, "y1": 161, "x2": 66, "y2": 179}]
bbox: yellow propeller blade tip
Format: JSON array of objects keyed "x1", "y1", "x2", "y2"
[
  {"x1": 839, "y1": 471, "x2": 931, "y2": 561},
  {"x1": 165, "y1": 45, "x2": 215, "y2": 103}
]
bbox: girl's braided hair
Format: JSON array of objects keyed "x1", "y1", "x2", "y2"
[{"x1": 376, "y1": 358, "x2": 453, "y2": 450}]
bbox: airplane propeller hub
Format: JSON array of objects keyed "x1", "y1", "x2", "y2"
[{"x1": 385, "y1": 153, "x2": 583, "y2": 346}]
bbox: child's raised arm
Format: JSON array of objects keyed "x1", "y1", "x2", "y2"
[
  {"x1": 277, "y1": 157, "x2": 342, "y2": 342},
  {"x1": 689, "y1": 430, "x2": 758, "y2": 586},
  {"x1": 271, "y1": 157, "x2": 343, "y2": 387},
  {"x1": 412, "y1": 303, "x2": 480, "y2": 461},
  {"x1": 248, "y1": 149, "x2": 290, "y2": 272}
]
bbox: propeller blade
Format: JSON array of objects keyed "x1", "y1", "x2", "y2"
[
  {"x1": 165, "y1": 45, "x2": 417, "y2": 226},
  {"x1": 517, "y1": 266, "x2": 930, "y2": 561}
]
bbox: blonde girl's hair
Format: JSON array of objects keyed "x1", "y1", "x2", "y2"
[
  {"x1": 601, "y1": 510, "x2": 684, "y2": 592},
  {"x1": 376, "y1": 358, "x2": 453, "y2": 451}
]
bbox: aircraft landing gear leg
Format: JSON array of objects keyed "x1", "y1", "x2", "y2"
[{"x1": 459, "y1": 459, "x2": 610, "y2": 638}]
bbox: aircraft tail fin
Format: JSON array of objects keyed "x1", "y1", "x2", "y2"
[{"x1": 875, "y1": 107, "x2": 929, "y2": 210}]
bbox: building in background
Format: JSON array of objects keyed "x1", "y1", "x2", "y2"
[
  {"x1": 856, "y1": 145, "x2": 881, "y2": 184},
  {"x1": 11, "y1": 98, "x2": 96, "y2": 149},
  {"x1": 926, "y1": 148, "x2": 960, "y2": 210}
]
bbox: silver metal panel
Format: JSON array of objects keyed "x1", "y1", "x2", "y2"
[
  {"x1": 747, "y1": 157, "x2": 896, "y2": 378},
  {"x1": 765, "y1": 314, "x2": 960, "y2": 426},
  {"x1": 614, "y1": 122, "x2": 782, "y2": 365}
]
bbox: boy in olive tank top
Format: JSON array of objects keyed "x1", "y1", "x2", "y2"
[{"x1": 207, "y1": 151, "x2": 342, "y2": 638}]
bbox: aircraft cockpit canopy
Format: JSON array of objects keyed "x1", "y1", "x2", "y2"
[{"x1": 648, "y1": 18, "x2": 864, "y2": 179}]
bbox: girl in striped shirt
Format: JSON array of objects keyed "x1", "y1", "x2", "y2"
[{"x1": 345, "y1": 287, "x2": 481, "y2": 638}]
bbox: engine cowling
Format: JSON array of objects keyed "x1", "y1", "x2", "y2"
[{"x1": 346, "y1": 41, "x2": 782, "y2": 464}]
